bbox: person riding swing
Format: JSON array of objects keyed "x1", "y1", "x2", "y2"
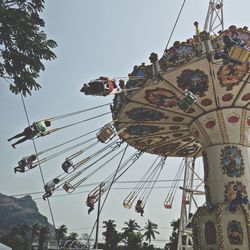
[
  {"x1": 86, "y1": 195, "x2": 95, "y2": 214},
  {"x1": 80, "y1": 76, "x2": 117, "y2": 96},
  {"x1": 43, "y1": 178, "x2": 60, "y2": 200},
  {"x1": 8, "y1": 120, "x2": 51, "y2": 148},
  {"x1": 14, "y1": 154, "x2": 37, "y2": 173},
  {"x1": 135, "y1": 199, "x2": 144, "y2": 216}
]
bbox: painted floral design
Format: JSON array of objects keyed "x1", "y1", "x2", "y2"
[
  {"x1": 126, "y1": 107, "x2": 166, "y2": 121},
  {"x1": 126, "y1": 125, "x2": 163, "y2": 136},
  {"x1": 224, "y1": 181, "x2": 248, "y2": 212},
  {"x1": 205, "y1": 221, "x2": 217, "y2": 244},
  {"x1": 144, "y1": 88, "x2": 177, "y2": 108},
  {"x1": 228, "y1": 220, "x2": 243, "y2": 245},
  {"x1": 177, "y1": 69, "x2": 209, "y2": 97},
  {"x1": 221, "y1": 146, "x2": 244, "y2": 177},
  {"x1": 217, "y1": 63, "x2": 249, "y2": 90}
]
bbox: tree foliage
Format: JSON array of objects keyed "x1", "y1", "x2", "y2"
[
  {"x1": 55, "y1": 224, "x2": 68, "y2": 248},
  {"x1": 0, "y1": 220, "x2": 164, "y2": 250},
  {"x1": 0, "y1": 223, "x2": 50, "y2": 250},
  {"x1": 122, "y1": 219, "x2": 140, "y2": 235},
  {"x1": 0, "y1": 0, "x2": 57, "y2": 96},
  {"x1": 164, "y1": 219, "x2": 179, "y2": 250},
  {"x1": 56, "y1": 224, "x2": 67, "y2": 244},
  {"x1": 2, "y1": 225, "x2": 30, "y2": 250},
  {"x1": 143, "y1": 220, "x2": 159, "y2": 245},
  {"x1": 122, "y1": 220, "x2": 142, "y2": 250},
  {"x1": 67, "y1": 232, "x2": 79, "y2": 248},
  {"x1": 102, "y1": 219, "x2": 122, "y2": 250},
  {"x1": 38, "y1": 225, "x2": 50, "y2": 250}
]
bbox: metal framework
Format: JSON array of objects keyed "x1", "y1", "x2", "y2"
[
  {"x1": 177, "y1": 158, "x2": 205, "y2": 250},
  {"x1": 177, "y1": 1, "x2": 222, "y2": 247},
  {"x1": 204, "y1": 0, "x2": 224, "y2": 34}
]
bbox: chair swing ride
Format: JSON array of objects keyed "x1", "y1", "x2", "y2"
[{"x1": 9, "y1": 0, "x2": 250, "y2": 248}]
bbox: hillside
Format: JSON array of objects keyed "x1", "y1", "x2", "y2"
[{"x1": 0, "y1": 193, "x2": 53, "y2": 237}]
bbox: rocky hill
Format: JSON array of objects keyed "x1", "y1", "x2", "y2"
[{"x1": 0, "y1": 193, "x2": 53, "y2": 237}]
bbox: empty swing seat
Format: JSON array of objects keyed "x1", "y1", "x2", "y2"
[
  {"x1": 182, "y1": 199, "x2": 190, "y2": 205},
  {"x1": 176, "y1": 90, "x2": 197, "y2": 112},
  {"x1": 164, "y1": 202, "x2": 172, "y2": 209},
  {"x1": 62, "y1": 159, "x2": 74, "y2": 173},
  {"x1": 97, "y1": 124, "x2": 115, "y2": 143},
  {"x1": 228, "y1": 45, "x2": 250, "y2": 63},
  {"x1": 89, "y1": 81, "x2": 105, "y2": 93},
  {"x1": 63, "y1": 182, "x2": 74, "y2": 193},
  {"x1": 123, "y1": 202, "x2": 132, "y2": 209}
]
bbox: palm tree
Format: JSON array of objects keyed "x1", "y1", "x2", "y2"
[
  {"x1": 38, "y1": 226, "x2": 50, "y2": 250},
  {"x1": 56, "y1": 224, "x2": 67, "y2": 247},
  {"x1": 5, "y1": 224, "x2": 31, "y2": 250},
  {"x1": 143, "y1": 220, "x2": 159, "y2": 245},
  {"x1": 122, "y1": 219, "x2": 140, "y2": 235},
  {"x1": 68, "y1": 232, "x2": 78, "y2": 241},
  {"x1": 9, "y1": 225, "x2": 20, "y2": 240},
  {"x1": 122, "y1": 220, "x2": 142, "y2": 249},
  {"x1": 67, "y1": 232, "x2": 78, "y2": 248},
  {"x1": 19, "y1": 224, "x2": 31, "y2": 249},
  {"x1": 165, "y1": 219, "x2": 180, "y2": 250},
  {"x1": 19, "y1": 223, "x2": 31, "y2": 237},
  {"x1": 102, "y1": 219, "x2": 121, "y2": 249},
  {"x1": 31, "y1": 223, "x2": 41, "y2": 245},
  {"x1": 6, "y1": 226, "x2": 25, "y2": 250}
]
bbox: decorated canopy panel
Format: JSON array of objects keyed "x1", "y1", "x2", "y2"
[{"x1": 112, "y1": 26, "x2": 250, "y2": 157}]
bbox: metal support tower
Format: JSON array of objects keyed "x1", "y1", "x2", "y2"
[
  {"x1": 204, "y1": 0, "x2": 224, "y2": 34},
  {"x1": 177, "y1": 158, "x2": 205, "y2": 250}
]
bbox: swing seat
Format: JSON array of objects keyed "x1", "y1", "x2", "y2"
[
  {"x1": 123, "y1": 192, "x2": 136, "y2": 209},
  {"x1": 182, "y1": 199, "x2": 190, "y2": 205},
  {"x1": 123, "y1": 202, "x2": 132, "y2": 209},
  {"x1": 18, "y1": 159, "x2": 28, "y2": 167},
  {"x1": 62, "y1": 159, "x2": 75, "y2": 174},
  {"x1": 89, "y1": 81, "x2": 105, "y2": 93},
  {"x1": 164, "y1": 202, "x2": 172, "y2": 209},
  {"x1": 87, "y1": 194, "x2": 98, "y2": 204},
  {"x1": 86, "y1": 195, "x2": 96, "y2": 206},
  {"x1": 176, "y1": 90, "x2": 197, "y2": 112},
  {"x1": 97, "y1": 124, "x2": 115, "y2": 143},
  {"x1": 228, "y1": 45, "x2": 250, "y2": 63},
  {"x1": 135, "y1": 204, "x2": 144, "y2": 213},
  {"x1": 63, "y1": 182, "x2": 75, "y2": 193},
  {"x1": 89, "y1": 185, "x2": 106, "y2": 203}
]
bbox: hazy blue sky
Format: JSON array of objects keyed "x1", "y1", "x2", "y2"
[{"x1": 1, "y1": 0, "x2": 250, "y2": 247}]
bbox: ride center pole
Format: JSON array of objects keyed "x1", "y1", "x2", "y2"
[{"x1": 95, "y1": 184, "x2": 102, "y2": 249}]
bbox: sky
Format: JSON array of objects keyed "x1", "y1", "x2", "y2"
[{"x1": 1, "y1": 0, "x2": 250, "y2": 248}]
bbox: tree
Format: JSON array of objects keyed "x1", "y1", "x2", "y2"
[
  {"x1": 19, "y1": 223, "x2": 31, "y2": 249},
  {"x1": 165, "y1": 219, "x2": 179, "y2": 250},
  {"x1": 0, "y1": 0, "x2": 57, "y2": 96},
  {"x1": 67, "y1": 232, "x2": 78, "y2": 248},
  {"x1": 102, "y1": 219, "x2": 121, "y2": 249},
  {"x1": 122, "y1": 220, "x2": 142, "y2": 250},
  {"x1": 2, "y1": 224, "x2": 31, "y2": 250},
  {"x1": 125, "y1": 231, "x2": 143, "y2": 250},
  {"x1": 5, "y1": 225, "x2": 26, "y2": 250},
  {"x1": 56, "y1": 224, "x2": 67, "y2": 247},
  {"x1": 31, "y1": 223, "x2": 41, "y2": 246},
  {"x1": 122, "y1": 219, "x2": 140, "y2": 235},
  {"x1": 79, "y1": 233, "x2": 93, "y2": 249},
  {"x1": 143, "y1": 220, "x2": 159, "y2": 245},
  {"x1": 38, "y1": 225, "x2": 50, "y2": 250}
]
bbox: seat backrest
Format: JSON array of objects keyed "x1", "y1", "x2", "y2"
[
  {"x1": 164, "y1": 204, "x2": 172, "y2": 209},
  {"x1": 229, "y1": 45, "x2": 250, "y2": 63},
  {"x1": 97, "y1": 125, "x2": 114, "y2": 143},
  {"x1": 63, "y1": 182, "x2": 74, "y2": 193}
]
